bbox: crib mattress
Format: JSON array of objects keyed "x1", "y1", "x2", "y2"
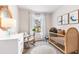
[{"x1": 50, "y1": 37, "x2": 64, "y2": 45}]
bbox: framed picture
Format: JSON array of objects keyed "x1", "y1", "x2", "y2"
[
  {"x1": 62, "y1": 13, "x2": 69, "y2": 25},
  {"x1": 58, "y1": 16, "x2": 62, "y2": 25},
  {"x1": 69, "y1": 10, "x2": 79, "y2": 24},
  {"x1": 57, "y1": 16, "x2": 62, "y2": 25}
]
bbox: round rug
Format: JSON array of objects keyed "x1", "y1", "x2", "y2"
[{"x1": 30, "y1": 45, "x2": 57, "y2": 54}]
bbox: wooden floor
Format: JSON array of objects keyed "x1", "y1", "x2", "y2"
[
  {"x1": 23, "y1": 48, "x2": 30, "y2": 54},
  {"x1": 22, "y1": 40, "x2": 63, "y2": 54}
]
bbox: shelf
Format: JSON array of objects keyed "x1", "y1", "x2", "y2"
[{"x1": 49, "y1": 39, "x2": 65, "y2": 53}]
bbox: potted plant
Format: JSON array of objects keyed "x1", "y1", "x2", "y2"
[{"x1": 32, "y1": 28, "x2": 36, "y2": 36}]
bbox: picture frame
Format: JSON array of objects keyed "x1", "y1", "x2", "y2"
[
  {"x1": 62, "y1": 13, "x2": 69, "y2": 25},
  {"x1": 69, "y1": 10, "x2": 79, "y2": 24},
  {"x1": 57, "y1": 16, "x2": 62, "y2": 25}
]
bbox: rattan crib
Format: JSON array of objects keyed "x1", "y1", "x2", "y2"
[{"x1": 49, "y1": 27, "x2": 79, "y2": 54}]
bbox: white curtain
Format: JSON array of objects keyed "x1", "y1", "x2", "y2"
[
  {"x1": 40, "y1": 14, "x2": 47, "y2": 38},
  {"x1": 30, "y1": 13, "x2": 33, "y2": 35}
]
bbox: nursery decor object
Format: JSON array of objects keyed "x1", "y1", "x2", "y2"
[
  {"x1": 69, "y1": 10, "x2": 79, "y2": 24},
  {"x1": 62, "y1": 13, "x2": 69, "y2": 25},
  {"x1": 57, "y1": 16, "x2": 62, "y2": 25}
]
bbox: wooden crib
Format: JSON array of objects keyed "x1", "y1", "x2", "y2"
[{"x1": 49, "y1": 27, "x2": 79, "y2": 54}]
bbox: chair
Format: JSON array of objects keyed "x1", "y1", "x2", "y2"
[{"x1": 24, "y1": 34, "x2": 35, "y2": 48}]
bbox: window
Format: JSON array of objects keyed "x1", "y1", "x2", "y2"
[{"x1": 30, "y1": 13, "x2": 46, "y2": 39}]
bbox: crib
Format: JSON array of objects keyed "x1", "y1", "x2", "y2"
[{"x1": 49, "y1": 27, "x2": 79, "y2": 54}]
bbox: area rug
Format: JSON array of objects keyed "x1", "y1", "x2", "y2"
[
  {"x1": 24, "y1": 41, "x2": 62, "y2": 54},
  {"x1": 30, "y1": 45, "x2": 57, "y2": 54}
]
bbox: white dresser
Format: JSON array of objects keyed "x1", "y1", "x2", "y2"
[{"x1": 0, "y1": 33, "x2": 24, "y2": 54}]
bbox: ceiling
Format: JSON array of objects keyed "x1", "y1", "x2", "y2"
[{"x1": 18, "y1": 5, "x2": 62, "y2": 13}]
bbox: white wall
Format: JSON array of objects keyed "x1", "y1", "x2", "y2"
[
  {"x1": 52, "y1": 5, "x2": 79, "y2": 31},
  {"x1": 46, "y1": 14, "x2": 52, "y2": 31},
  {"x1": 18, "y1": 8, "x2": 30, "y2": 33}
]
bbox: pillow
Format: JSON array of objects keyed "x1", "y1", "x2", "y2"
[{"x1": 57, "y1": 29, "x2": 65, "y2": 35}]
